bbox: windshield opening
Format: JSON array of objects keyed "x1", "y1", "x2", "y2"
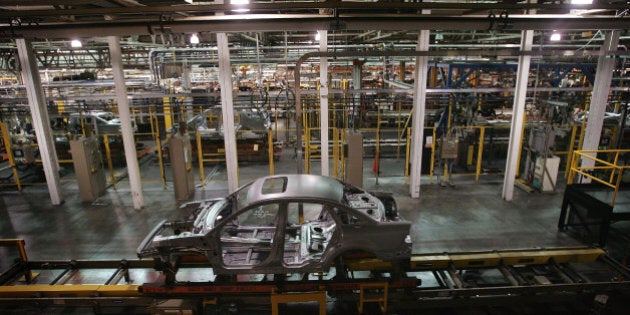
[{"x1": 232, "y1": 182, "x2": 254, "y2": 211}]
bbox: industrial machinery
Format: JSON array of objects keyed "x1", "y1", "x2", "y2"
[
  {"x1": 169, "y1": 128, "x2": 194, "y2": 201},
  {"x1": 70, "y1": 136, "x2": 107, "y2": 202}
]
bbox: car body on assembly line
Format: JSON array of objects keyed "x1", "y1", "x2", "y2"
[
  {"x1": 67, "y1": 111, "x2": 137, "y2": 135},
  {"x1": 137, "y1": 174, "x2": 412, "y2": 276}
]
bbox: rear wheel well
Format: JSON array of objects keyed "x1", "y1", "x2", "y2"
[{"x1": 371, "y1": 192, "x2": 399, "y2": 220}]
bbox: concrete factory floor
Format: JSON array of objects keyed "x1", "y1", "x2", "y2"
[
  {"x1": 5, "y1": 148, "x2": 630, "y2": 268},
  {"x1": 3, "y1": 149, "x2": 630, "y2": 314}
]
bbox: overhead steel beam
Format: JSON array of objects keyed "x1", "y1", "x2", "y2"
[
  {"x1": 0, "y1": 3, "x2": 627, "y2": 17},
  {"x1": 1, "y1": 15, "x2": 628, "y2": 39},
  {"x1": 0, "y1": 0, "x2": 91, "y2": 5}
]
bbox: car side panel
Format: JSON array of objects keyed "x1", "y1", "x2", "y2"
[{"x1": 331, "y1": 221, "x2": 412, "y2": 260}]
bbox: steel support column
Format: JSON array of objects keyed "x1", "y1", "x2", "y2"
[
  {"x1": 502, "y1": 30, "x2": 533, "y2": 201},
  {"x1": 108, "y1": 36, "x2": 144, "y2": 209},
  {"x1": 15, "y1": 38, "x2": 64, "y2": 205},
  {"x1": 319, "y1": 30, "x2": 329, "y2": 177},
  {"x1": 217, "y1": 32, "x2": 239, "y2": 193},
  {"x1": 409, "y1": 30, "x2": 430, "y2": 198},
  {"x1": 580, "y1": 30, "x2": 620, "y2": 176}
]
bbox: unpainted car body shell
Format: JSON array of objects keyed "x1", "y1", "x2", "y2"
[{"x1": 138, "y1": 174, "x2": 412, "y2": 275}]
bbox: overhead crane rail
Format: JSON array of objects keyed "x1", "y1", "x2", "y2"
[{"x1": 1, "y1": 240, "x2": 629, "y2": 314}]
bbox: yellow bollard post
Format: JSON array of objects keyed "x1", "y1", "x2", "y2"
[
  {"x1": 197, "y1": 131, "x2": 205, "y2": 188},
  {"x1": 340, "y1": 129, "x2": 346, "y2": 179},
  {"x1": 103, "y1": 134, "x2": 116, "y2": 191},
  {"x1": 429, "y1": 127, "x2": 436, "y2": 184},
  {"x1": 333, "y1": 127, "x2": 339, "y2": 178},
  {"x1": 268, "y1": 129, "x2": 274, "y2": 176},
  {"x1": 0, "y1": 122, "x2": 21, "y2": 191},
  {"x1": 565, "y1": 124, "x2": 578, "y2": 178},
  {"x1": 476, "y1": 127, "x2": 485, "y2": 182},
  {"x1": 404, "y1": 127, "x2": 411, "y2": 183},
  {"x1": 163, "y1": 97, "x2": 173, "y2": 137},
  {"x1": 516, "y1": 114, "x2": 526, "y2": 177}
]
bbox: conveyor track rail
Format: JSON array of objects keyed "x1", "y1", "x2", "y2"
[{"x1": 1, "y1": 245, "x2": 629, "y2": 313}]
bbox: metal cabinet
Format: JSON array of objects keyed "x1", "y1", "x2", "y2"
[{"x1": 70, "y1": 137, "x2": 106, "y2": 202}]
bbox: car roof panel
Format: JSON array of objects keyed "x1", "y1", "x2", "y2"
[{"x1": 245, "y1": 174, "x2": 343, "y2": 206}]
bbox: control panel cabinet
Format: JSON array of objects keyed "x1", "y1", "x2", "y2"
[
  {"x1": 533, "y1": 155, "x2": 560, "y2": 192},
  {"x1": 169, "y1": 134, "x2": 194, "y2": 201},
  {"x1": 345, "y1": 131, "x2": 364, "y2": 188},
  {"x1": 70, "y1": 137, "x2": 106, "y2": 202}
]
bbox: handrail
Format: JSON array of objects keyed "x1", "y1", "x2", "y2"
[
  {"x1": 567, "y1": 149, "x2": 630, "y2": 206},
  {"x1": 0, "y1": 239, "x2": 32, "y2": 282}
]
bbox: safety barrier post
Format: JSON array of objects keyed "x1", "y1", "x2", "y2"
[
  {"x1": 268, "y1": 128, "x2": 274, "y2": 176},
  {"x1": 429, "y1": 127, "x2": 436, "y2": 184},
  {"x1": 197, "y1": 131, "x2": 204, "y2": 188},
  {"x1": 0, "y1": 122, "x2": 21, "y2": 190},
  {"x1": 102, "y1": 134, "x2": 116, "y2": 191},
  {"x1": 0, "y1": 239, "x2": 32, "y2": 283},
  {"x1": 270, "y1": 288, "x2": 326, "y2": 315},
  {"x1": 405, "y1": 127, "x2": 411, "y2": 183},
  {"x1": 476, "y1": 127, "x2": 485, "y2": 182},
  {"x1": 333, "y1": 127, "x2": 339, "y2": 178},
  {"x1": 565, "y1": 124, "x2": 578, "y2": 178},
  {"x1": 358, "y1": 282, "x2": 388, "y2": 314}
]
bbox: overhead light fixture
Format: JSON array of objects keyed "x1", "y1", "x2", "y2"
[
  {"x1": 569, "y1": 0, "x2": 593, "y2": 15},
  {"x1": 231, "y1": 0, "x2": 250, "y2": 12},
  {"x1": 550, "y1": 32, "x2": 561, "y2": 41},
  {"x1": 315, "y1": 32, "x2": 321, "y2": 41},
  {"x1": 70, "y1": 39, "x2": 82, "y2": 48},
  {"x1": 190, "y1": 33, "x2": 200, "y2": 44},
  {"x1": 185, "y1": 0, "x2": 193, "y2": 3}
]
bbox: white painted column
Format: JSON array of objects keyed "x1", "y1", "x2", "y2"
[
  {"x1": 409, "y1": 30, "x2": 430, "y2": 198},
  {"x1": 580, "y1": 30, "x2": 620, "y2": 173},
  {"x1": 502, "y1": 30, "x2": 533, "y2": 201},
  {"x1": 16, "y1": 38, "x2": 64, "y2": 205},
  {"x1": 108, "y1": 36, "x2": 144, "y2": 209},
  {"x1": 217, "y1": 32, "x2": 239, "y2": 193},
  {"x1": 318, "y1": 30, "x2": 329, "y2": 176}
]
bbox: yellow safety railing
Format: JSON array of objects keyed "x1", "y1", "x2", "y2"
[
  {"x1": 0, "y1": 122, "x2": 22, "y2": 190},
  {"x1": 270, "y1": 288, "x2": 327, "y2": 315},
  {"x1": 152, "y1": 112, "x2": 167, "y2": 189},
  {"x1": 358, "y1": 282, "x2": 388, "y2": 314},
  {"x1": 302, "y1": 124, "x2": 512, "y2": 184},
  {"x1": 567, "y1": 149, "x2": 630, "y2": 206},
  {"x1": 98, "y1": 130, "x2": 159, "y2": 189},
  {"x1": 0, "y1": 239, "x2": 32, "y2": 282},
  {"x1": 196, "y1": 128, "x2": 283, "y2": 186}
]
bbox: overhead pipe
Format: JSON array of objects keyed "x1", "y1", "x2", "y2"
[{"x1": 3, "y1": 14, "x2": 630, "y2": 39}]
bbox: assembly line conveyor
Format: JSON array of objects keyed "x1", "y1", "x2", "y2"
[{"x1": 1, "y1": 239, "x2": 630, "y2": 314}]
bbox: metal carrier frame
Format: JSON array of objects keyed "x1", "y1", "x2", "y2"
[{"x1": 2, "y1": 239, "x2": 630, "y2": 314}]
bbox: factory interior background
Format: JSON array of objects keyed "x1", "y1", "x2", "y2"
[{"x1": 0, "y1": 1, "x2": 630, "y2": 314}]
